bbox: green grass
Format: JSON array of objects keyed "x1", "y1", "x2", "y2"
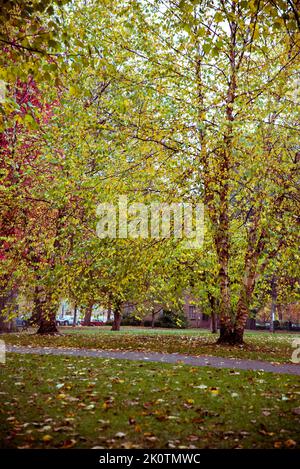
[
  {"x1": 2, "y1": 327, "x2": 300, "y2": 363},
  {"x1": 0, "y1": 353, "x2": 299, "y2": 449}
]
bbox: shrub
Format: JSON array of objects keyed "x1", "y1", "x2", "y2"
[
  {"x1": 121, "y1": 315, "x2": 142, "y2": 326},
  {"x1": 142, "y1": 310, "x2": 187, "y2": 329}
]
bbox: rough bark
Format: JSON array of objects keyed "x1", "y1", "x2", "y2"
[
  {"x1": 217, "y1": 326, "x2": 242, "y2": 345},
  {"x1": 36, "y1": 295, "x2": 58, "y2": 334},
  {"x1": 211, "y1": 311, "x2": 217, "y2": 333},
  {"x1": 111, "y1": 300, "x2": 122, "y2": 331},
  {"x1": 29, "y1": 286, "x2": 43, "y2": 326},
  {"x1": 233, "y1": 219, "x2": 267, "y2": 342},
  {"x1": 82, "y1": 302, "x2": 93, "y2": 326},
  {"x1": 215, "y1": 209, "x2": 233, "y2": 343}
]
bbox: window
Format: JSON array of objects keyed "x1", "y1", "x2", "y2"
[
  {"x1": 202, "y1": 313, "x2": 209, "y2": 321},
  {"x1": 189, "y1": 305, "x2": 196, "y2": 320}
]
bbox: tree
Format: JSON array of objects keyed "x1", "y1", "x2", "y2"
[
  {"x1": 0, "y1": 0, "x2": 71, "y2": 333},
  {"x1": 73, "y1": 0, "x2": 299, "y2": 344}
]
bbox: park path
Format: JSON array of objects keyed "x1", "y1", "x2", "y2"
[{"x1": 6, "y1": 344, "x2": 300, "y2": 376}]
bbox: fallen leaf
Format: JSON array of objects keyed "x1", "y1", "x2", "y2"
[
  {"x1": 61, "y1": 439, "x2": 77, "y2": 448},
  {"x1": 284, "y1": 439, "x2": 296, "y2": 448},
  {"x1": 115, "y1": 432, "x2": 126, "y2": 438}
]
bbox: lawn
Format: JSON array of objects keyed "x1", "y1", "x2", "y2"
[
  {"x1": 2, "y1": 327, "x2": 300, "y2": 363},
  {"x1": 0, "y1": 353, "x2": 299, "y2": 449}
]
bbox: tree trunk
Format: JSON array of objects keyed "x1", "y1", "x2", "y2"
[
  {"x1": 195, "y1": 32, "x2": 233, "y2": 344},
  {"x1": 151, "y1": 307, "x2": 162, "y2": 328},
  {"x1": 233, "y1": 293, "x2": 250, "y2": 344},
  {"x1": 270, "y1": 277, "x2": 277, "y2": 333},
  {"x1": 0, "y1": 292, "x2": 18, "y2": 333},
  {"x1": 0, "y1": 316, "x2": 17, "y2": 332},
  {"x1": 233, "y1": 246, "x2": 263, "y2": 343},
  {"x1": 151, "y1": 310, "x2": 155, "y2": 328},
  {"x1": 211, "y1": 310, "x2": 217, "y2": 334},
  {"x1": 217, "y1": 326, "x2": 241, "y2": 345},
  {"x1": 73, "y1": 303, "x2": 78, "y2": 327},
  {"x1": 216, "y1": 254, "x2": 234, "y2": 343},
  {"x1": 29, "y1": 286, "x2": 43, "y2": 326},
  {"x1": 107, "y1": 301, "x2": 112, "y2": 321},
  {"x1": 82, "y1": 302, "x2": 93, "y2": 326},
  {"x1": 214, "y1": 132, "x2": 233, "y2": 343},
  {"x1": 111, "y1": 300, "x2": 122, "y2": 331},
  {"x1": 208, "y1": 293, "x2": 218, "y2": 333},
  {"x1": 215, "y1": 6, "x2": 240, "y2": 345},
  {"x1": 36, "y1": 296, "x2": 58, "y2": 335}
]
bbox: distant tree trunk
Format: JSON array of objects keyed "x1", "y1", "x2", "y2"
[
  {"x1": 111, "y1": 300, "x2": 122, "y2": 331},
  {"x1": 270, "y1": 277, "x2": 277, "y2": 333},
  {"x1": 150, "y1": 307, "x2": 162, "y2": 328},
  {"x1": 73, "y1": 303, "x2": 78, "y2": 327},
  {"x1": 211, "y1": 311, "x2": 217, "y2": 334},
  {"x1": 107, "y1": 301, "x2": 112, "y2": 321},
  {"x1": 208, "y1": 293, "x2": 218, "y2": 333},
  {"x1": 36, "y1": 294, "x2": 58, "y2": 335},
  {"x1": 0, "y1": 291, "x2": 18, "y2": 333},
  {"x1": 151, "y1": 310, "x2": 155, "y2": 328},
  {"x1": 277, "y1": 304, "x2": 283, "y2": 321},
  {"x1": 0, "y1": 315, "x2": 17, "y2": 332},
  {"x1": 82, "y1": 302, "x2": 93, "y2": 326}
]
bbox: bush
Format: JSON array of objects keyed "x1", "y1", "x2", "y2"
[
  {"x1": 273, "y1": 320, "x2": 280, "y2": 330},
  {"x1": 143, "y1": 320, "x2": 154, "y2": 328},
  {"x1": 143, "y1": 310, "x2": 187, "y2": 329},
  {"x1": 121, "y1": 315, "x2": 142, "y2": 326}
]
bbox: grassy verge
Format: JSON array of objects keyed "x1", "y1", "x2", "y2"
[
  {"x1": 0, "y1": 353, "x2": 299, "y2": 449},
  {"x1": 1, "y1": 327, "x2": 299, "y2": 363}
]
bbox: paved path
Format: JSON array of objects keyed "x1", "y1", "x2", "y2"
[{"x1": 6, "y1": 344, "x2": 300, "y2": 375}]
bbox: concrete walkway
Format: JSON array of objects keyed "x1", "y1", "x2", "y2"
[{"x1": 6, "y1": 344, "x2": 300, "y2": 376}]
